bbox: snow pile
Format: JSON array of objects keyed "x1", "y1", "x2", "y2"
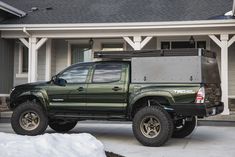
[{"x1": 0, "y1": 132, "x2": 106, "y2": 157}]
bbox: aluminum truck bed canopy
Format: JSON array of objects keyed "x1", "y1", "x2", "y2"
[{"x1": 94, "y1": 49, "x2": 220, "y2": 84}]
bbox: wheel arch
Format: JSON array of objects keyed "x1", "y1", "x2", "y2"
[
  {"x1": 11, "y1": 92, "x2": 48, "y2": 111},
  {"x1": 128, "y1": 95, "x2": 173, "y2": 119}
]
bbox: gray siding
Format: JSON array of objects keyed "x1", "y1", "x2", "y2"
[
  {"x1": 228, "y1": 43, "x2": 235, "y2": 96},
  {"x1": 210, "y1": 39, "x2": 235, "y2": 96},
  {"x1": 13, "y1": 43, "x2": 27, "y2": 86},
  {"x1": 37, "y1": 45, "x2": 46, "y2": 81},
  {"x1": 54, "y1": 39, "x2": 68, "y2": 74},
  {"x1": 0, "y1": 38, "x2": 14, "y2": 94}
]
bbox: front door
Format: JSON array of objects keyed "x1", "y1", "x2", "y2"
[
  {"x1": 86, "y1": 62, "x2": 128, "y2": 115},
  {"x1": 47, "y1": 63, "x2": 91, "y2": 113}
]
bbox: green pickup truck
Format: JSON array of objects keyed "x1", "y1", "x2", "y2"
[{"x1": 8, "y1": 49, "x2": 223, "y2": 146}]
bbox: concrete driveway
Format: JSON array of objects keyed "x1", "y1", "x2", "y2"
[{"x1": 0, "y1": 121, "x2": 235, "y2": 157}]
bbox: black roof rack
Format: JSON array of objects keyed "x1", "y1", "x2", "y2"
[{"x1": 94, "y1": 49, "x2": 216, "y2": 59}]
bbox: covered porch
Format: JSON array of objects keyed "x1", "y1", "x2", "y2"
[{"x1": 1, "y1": 20, "x2": 235, "y2": 114}]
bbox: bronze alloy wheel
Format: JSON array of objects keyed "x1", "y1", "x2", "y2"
[
  {"x1": 19, "y1": 111, "x2": 40, "y2": 131},
  {"x1": 140, "y1": 116, "x2": 161, "y2": 138}
]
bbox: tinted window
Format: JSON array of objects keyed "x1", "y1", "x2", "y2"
[
  {"x1": 59, "y1": 65, "x2": 90, "y2": 83},
  {"x1": 93, "y1": 63, "x2": 122, "y2": 83}
]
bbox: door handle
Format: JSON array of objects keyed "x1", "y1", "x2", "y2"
[
  {"x1": 112, "y1": 86, "x2": 122, "y2": 91},
  {"x1": 77, "y1": 87, "x2": 84, "y2": 91}
]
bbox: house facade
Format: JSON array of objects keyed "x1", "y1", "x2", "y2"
[{"x1": 0, "y1": 0, "x2": 235, "y2": 114}]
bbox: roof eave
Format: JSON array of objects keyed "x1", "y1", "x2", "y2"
[
  {"x1": 0, "y1": 1, "x2": 26, "y2": 17},
  {"x1": 0, "y1": 19, "x2": 235, "y2": 31}
]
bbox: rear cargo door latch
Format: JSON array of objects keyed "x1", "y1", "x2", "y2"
[{"x1": 190, "y1": 76, "x2": 193, "y2": 81}]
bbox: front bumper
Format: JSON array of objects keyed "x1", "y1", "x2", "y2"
[{"x1": 171, "y1": 102, "x2": 224, "y2": 117}]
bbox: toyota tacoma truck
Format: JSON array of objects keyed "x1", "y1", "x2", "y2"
[{"x1": 8, "y1": 49, "x2": 223, "y2": 146}]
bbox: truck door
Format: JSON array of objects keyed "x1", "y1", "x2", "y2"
[
  {"x1": 48, "y1": 63, "x2": 91, "y2": 112},
  {"x1": 86, "y1": 62, "x2": 128, "y2": 115}
]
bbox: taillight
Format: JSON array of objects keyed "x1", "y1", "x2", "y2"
[{"x1": 195, "y1": 87, "x2": 205, "y2": 103}]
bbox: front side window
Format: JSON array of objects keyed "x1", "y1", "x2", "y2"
[
  {"x1": 92, "y1": 63, "x2": 122, "y2": 83},
  {"x1": 59, "y1": 65, "x2": 90, "y2": 83}
]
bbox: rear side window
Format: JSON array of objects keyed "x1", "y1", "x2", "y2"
[
  {"x1": 92, "y1": 63, "x2": 122, "y2": 83},
  {"x1": 59, "y1": 65, "x2": 90, "y2": 83}
]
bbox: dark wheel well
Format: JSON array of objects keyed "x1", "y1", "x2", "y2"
[
  {"x1": 12, "y1": 95, "x2": 46, "y2": 111},
  {"x1": 131, "y1": 96, "x2": 170, "y2": 118}
]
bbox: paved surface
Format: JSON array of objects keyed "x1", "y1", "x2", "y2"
[{"x1": 0, "y1": 121, "x2": 235, "y2": 157}]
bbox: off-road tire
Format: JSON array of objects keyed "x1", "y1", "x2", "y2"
[
  {"x1": 132, "y1": 106, "x2": 173, "y2": 147},
  {"x1": 172, "y1": 116, "x2": 196, "y2": 138},
  {"x1": 49, "y1": 120, "x2": 77, "y2": 133},
  {"x1": 11, "y1": 101, "x2": 48, "y2": 135}
]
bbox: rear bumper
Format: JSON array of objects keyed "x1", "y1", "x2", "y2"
[{"x1": 171, "y1": 102, "x2": 224, "y2": 117}]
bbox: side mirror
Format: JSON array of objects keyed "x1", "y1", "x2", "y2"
[
  {"x1": 54, "y1": 78, "x2": 67, "y2": 86},
  {"x1": 51, "y1": 75, "x2": 57, "y2": 82}
]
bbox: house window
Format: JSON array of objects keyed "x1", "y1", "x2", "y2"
[
  {"x1": 101, "y1": 43, "x2": 124, "y2": 51},
  {"x1": 22, "y1": 46, "x2": 28, "y2": 73},
  {"x1": 71, "y1": 45, "x2": 91, "y2": 64},
  {"x1": 161, "y1": 41, "x2": 206, "y2": 49}
]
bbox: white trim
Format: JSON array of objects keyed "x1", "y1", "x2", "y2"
[
  {"x1": 16, "y1": 73, "x2": 28, "y2": 78},
  {"x1": 35, "y1": 38, "x2": 48, "y2": 50},
  {"x1": 0, "y1": 94, "x2": 10, "y2": 97},
  {"x1": 19, "y1": 38, "x2": 29, "y2": 48},
  {"x1": 220, "y1": 34, "x2": 229, "y2": 115},
  {"x1": 123, "y1": 36, "x2": 153, "y2": 50},
  {"x1": 140, "y1": 36, "x2": 153, "y2": 48},
  {"x1": 1, "y1": 20, "x2": 235, "y2": 31},
  {"x1": 123, "y1": 37, "x2": 135, "y2": 49},
  {"x1": 209, "y1": 35, "x2": 222, "y2": 47}
]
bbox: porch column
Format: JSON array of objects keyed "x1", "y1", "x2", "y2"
[
  {"x1": 45, "y1": 39, "x2": 52, "y2": 81},
  {"x1": 220, "y1": 34, "x2": 229, "y2": 115},
  {"x1": 209, "y1": 34, "x2": 235, "y2": 115},
  {"x1": 123, "y1": 36, "x2": 153, "y2": 50},
  {"x1": 30, "y1": 37, "x2": 38, "y2": 82}
]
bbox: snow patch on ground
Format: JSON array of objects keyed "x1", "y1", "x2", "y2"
[{"x1": 0, "y1": 132, "x2": 106, "y2": 157}]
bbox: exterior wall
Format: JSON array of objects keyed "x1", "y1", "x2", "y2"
[
  {"x1": 210, "y1": 39, "x2": 235, "y2": 97},
  {"x1": 53, "y1": 39, "x2": 68, "y2": 74},
  {"x1": 37, "y1": 45, "x2": 46, "y2": 81},
  {"x1": 13, "y1": 43, "x2": 27, "y2": 85},
  {"x1": 0, "y1": 38, "x2": 14, "y2": 94},
  {"x1": 228, "y1": 43, "x2": 235, "y2": 96}
]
